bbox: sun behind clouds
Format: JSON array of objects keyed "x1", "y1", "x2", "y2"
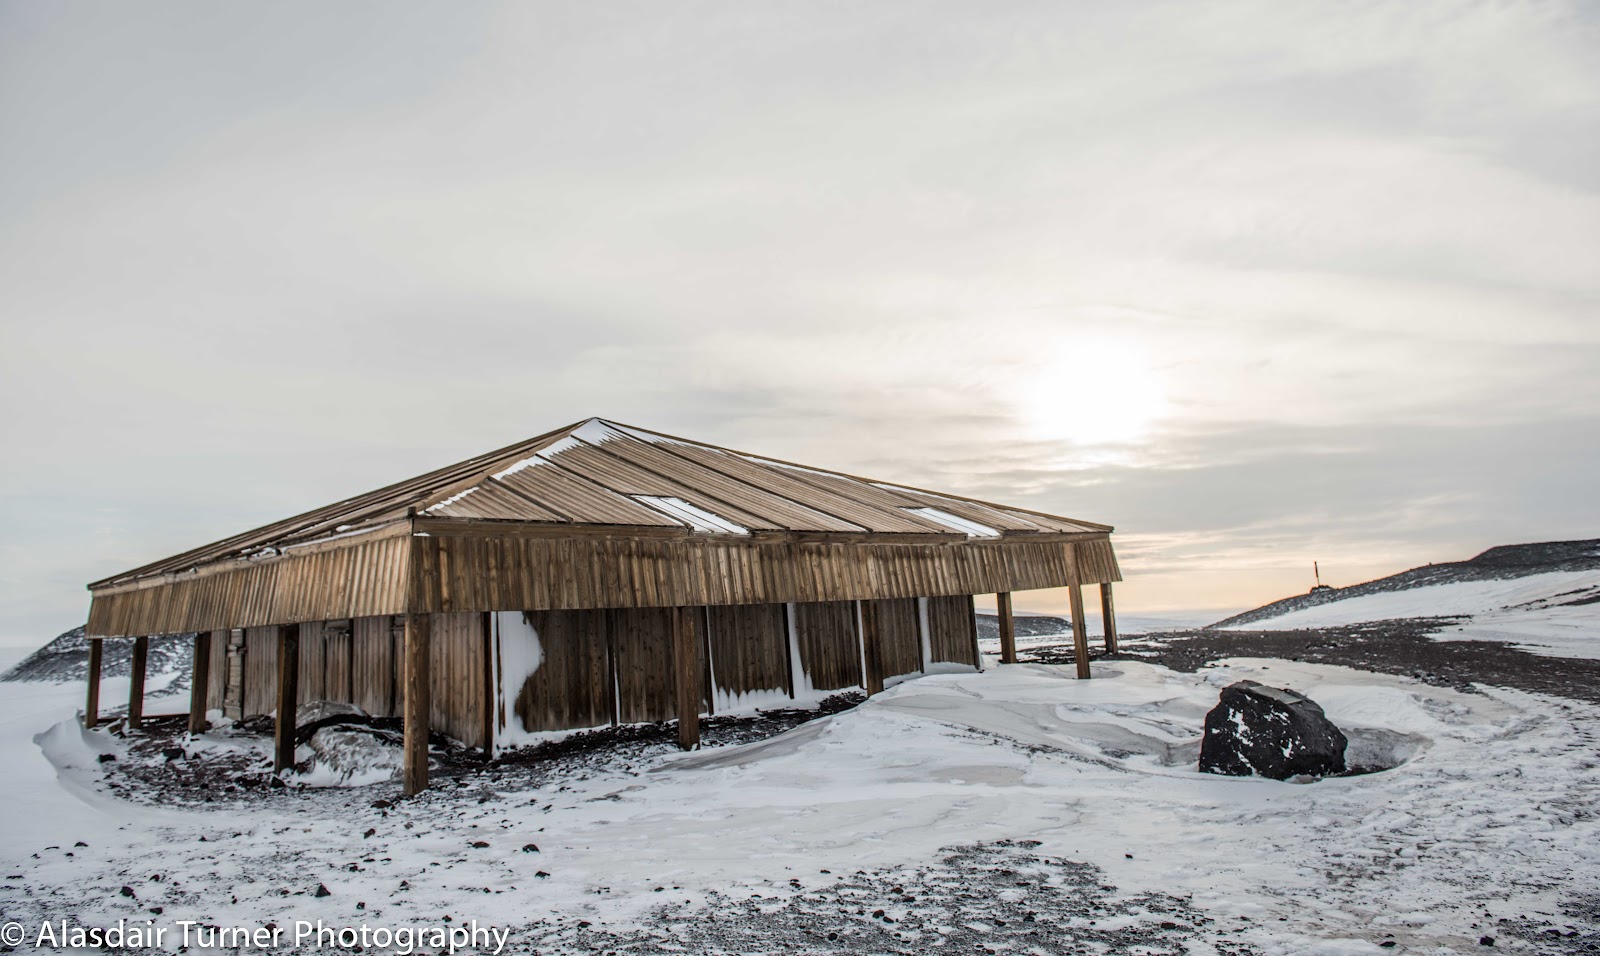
[{"x1": 1013, "y1": 337, "x2": 1168, "y2": 448}]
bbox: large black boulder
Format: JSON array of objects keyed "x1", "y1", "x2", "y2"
[{"x1": 1199, "y1": 680, "x2": 1348, "y2": 779}]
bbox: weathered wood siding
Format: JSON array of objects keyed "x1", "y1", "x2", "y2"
[
  {"x1": 864, "y1": 598, "x2": 922, "y2": 680},
  {"x1": 352, "y1": 616, "x2": 397, "y2": 717},
  {"x1": 926, "y1": 595, "x2": 979, "y2": 666},
  {"x1": 706, "y1": 603, "x2": 789, "y2": 698},
  {"x1": 205, "y1": 630, "x2": 228, "y2": 712},
  {"x1": 323, "y1": 625, "x2": 353, "y2": 705},
  {"x1": 87, "y1": 533, "x2": 411, "y2": 638},
  {"x1": 296, "y1": 621, "x2": 325, "y2": 704},
  {"x1": 1073, "y1": 539, "x2": 1120, "y2": 587},
  {"x1": 223, "y1": 629, "x2": 245, "y2": 719},
  {"x1": 510, "y1": 610, "x2": 614, "y2": 733},
  {"x1": 791, "y1": 600, "x2": 861, "y2": 691},
  {"x1": 242, "y1": 626, "x2": 278, "y2": 718},
  {"x1": 89, "y1": 528, "x2": 1120, "y2": 639},
  {"x1": 610, "y1": 607, "x2": 676, "y2": 723},
  {"x1": 429, "y1": 611, "x2": 487, "y2": 748},
  {"x1": 408, "y1": 535, "x2": 1116, "y2": 619}
]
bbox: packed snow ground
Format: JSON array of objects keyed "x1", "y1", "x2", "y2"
[
  {"x1": 1231, "y1": 570, "x2": 1600, "y2": 660},
  {"x1": 3, "y1": 658, "x2": 1597, "y2": 954}
]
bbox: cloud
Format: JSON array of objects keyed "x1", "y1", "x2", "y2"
[{"x1": 1, "y1": 0, "x2": 1597, "y2": 642}]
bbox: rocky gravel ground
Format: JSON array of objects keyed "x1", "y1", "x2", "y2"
[{"x1": 516, "y1": 841, "x2": 1249, "y2": 956}]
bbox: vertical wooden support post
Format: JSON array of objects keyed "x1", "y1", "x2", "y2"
[
  {"x1": 85, "y1": 638, "x2": 103, "y2": 729},
  {"x1": 672, "y1": 606, "x2": 702, "y2": 751},
  {"x1": 996, "y1": 592, "x2": 1018, "y2": 664},
  {"x1": 273, "y1": 624, "x2": 300, "y2": 775},
  {"x1": 188, "y1": 631, "x2": 212, "y2": 734},
  {"x1": 967, "y1": 595, "x2": 983, "y2": 672},
  {"x1": 402, "y1": 612, "x2": 432, "y2": 796},
  {"x1": 127, "y1": 635, "x2": 149, "y2": 729},
  {"x1": 1068, "y1": 585, "x2": 1091, "y2": 679},
  {"x1": 861, "y1": 601, "x2": 885, "y2": 695},
  {"x1": 1099, "y1": 583, "x2": 1119, "y2": 655}
]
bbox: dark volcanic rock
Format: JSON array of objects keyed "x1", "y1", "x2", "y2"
[{"x1": 1199, "y1": 680, "x2": 1347, "y2": 779}]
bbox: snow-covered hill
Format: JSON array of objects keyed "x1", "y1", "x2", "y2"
[
  {"x1": 1, "y1": 626, "x2": 193, "y2": 683},
  {"x1": 1213, "y1": 540, "x2": 1600, "y2": 660}
]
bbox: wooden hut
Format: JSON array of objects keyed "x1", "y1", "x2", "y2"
[{"x1": 84, "y1": 418, "x2": 1121, "y2": 793}]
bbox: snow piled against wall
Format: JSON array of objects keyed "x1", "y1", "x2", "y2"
[{"x1": 494, "y1": 611, "x2": 545, "y2": 750}]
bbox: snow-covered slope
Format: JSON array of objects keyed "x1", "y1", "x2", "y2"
[
  {"x1": 2, "y1": 626, "x2": 193, "y2": 683},
  {"x1": 1214, "y1": 540, "x2": 1600, "y2": 660}
]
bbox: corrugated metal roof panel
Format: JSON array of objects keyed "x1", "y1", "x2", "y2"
[
  {"x1": 609, "y1": 436, "x2": 951, "y2": 534},
  {"x1": 568, "y1": 426, "x2": 868, "y2": 533},
  {"x1": 422, "y1": 478, "x2": 567, "y2": 522},
  {"x1": 494, "y1": 458, "x2": 683, "y2": 527},
  {"x1": 535, "y1": 438, "x2": 785, "y2": 532},
  {"x1": 869, "y1": 483, "x2": 1052, "y2": 532}
]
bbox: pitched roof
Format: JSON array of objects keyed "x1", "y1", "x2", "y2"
[{"x1": 92, "y1": 418, "x2": 1111, "y2": 589}]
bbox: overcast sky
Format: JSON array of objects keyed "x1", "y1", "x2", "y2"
[{"x1": 2, "y1": 1, "x2": 1597, "y2": 647}]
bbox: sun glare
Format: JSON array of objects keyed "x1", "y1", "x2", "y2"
[{"x1": 1014, "y1": 339, "x2": 1167, "y2": 446}]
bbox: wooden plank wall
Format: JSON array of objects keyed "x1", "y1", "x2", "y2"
[
  {"x1": 791, "y1": 600, "x2": 861, "y2": 692},
  {"x1": 242, "y1": 626, "x2": 278, "y2": 718},
  {"x1": 208, "y1": 615, "x2": 487, "y2": 748},
  {"x1": 205, "y1": 630, "x2": 228, "y2": 712},
  {"x1": 223, "y1": 629, "x2": 245, "y2": 719},
  {"x1": 352, "y1": 616, "x2": 397, "y2": 716},
  {"x1": 610, "y1": 608, "x2": 676, "y2": 723},
  {"x1": 430, "y1": 612, "x2": 487, "y2": 748},
  {"x1": 864, "y1": 598, "x2": 922, "y2": 680},
  {"x1": 296, "y1": 621, "x2": 326, "y2": 704},
  {"x1": 706, "y1": 603, "x2": 789, "y2": 698},
  {"x1": 926, "y1": 595, "x2": 979, "y2": 666},
  {"x1": 410, "y1": 535, "x2": 1115, "y2": 618},
  {"x1": 88, "y1": 531, "x2": 1121, "y2": 638},
  {"x1": 1073, "y1": 539, "x2": 1121, "y2": 586},
  {"x1": 512, "y1": 610, "x2": 614, "y2": 733},
  {"x1": 324, "y1": 624, "x2": 353, "y2": 705},
  {"x1": 194, "y1": 593, "x2": 976, "y2": 741},
  {"x1": 87, "y1": 533, "x2": 411, "y2": 638}
]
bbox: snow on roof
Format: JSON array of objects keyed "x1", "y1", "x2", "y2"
[
  {"x1": 904, "y1": 506, "x2": 1000, "y2": 538},
  {"x1": 423, "y1": 486, "x2": 480, "y2": 514},
  {"x1": 571, "y1": 417, "x2": 624, "y2": 444},
  {"x1": 491, "y1": 454, "x2": 551, "y2": 480},
  {"x1": 633, "y1": 496, "x2": 750, "y2": 535}
]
